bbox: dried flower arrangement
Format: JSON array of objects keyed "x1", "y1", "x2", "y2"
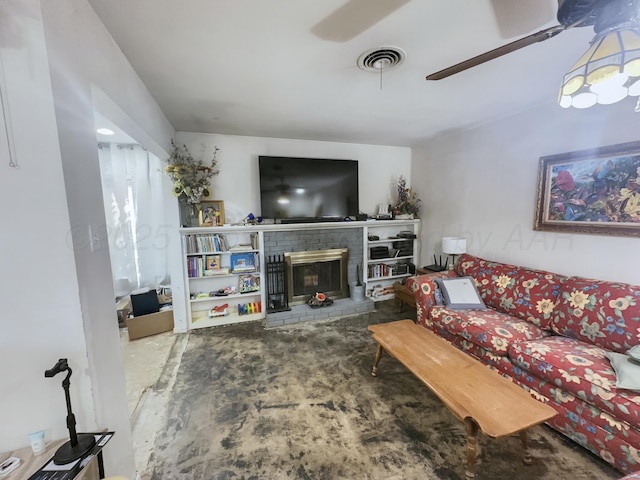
[
  {"x1": 165, "y1": 140, "x2": 219, "y2": 204},
  {"x1": 393, "y1": 175, "x2": 421, "y2": 218}
]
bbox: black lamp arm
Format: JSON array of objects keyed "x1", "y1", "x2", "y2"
[{"x1": 44, "y1": 358, "x2": 79, "y2": 447}]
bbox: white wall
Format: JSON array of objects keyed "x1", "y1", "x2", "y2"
[
  {"x1": 171, "y1": 132, "x2": 412, "y2": 331},
  {"x1": 0, "y1": 0, "x2": 94, "y2": 454},
  {"x1": 0, "y1": 1, "x2": 174, "y2": 477},
  {"x1": 176, "y1": 132, "x2": 412, "y2": 224},
  {"x1": 413, "y1": 100, "x2": 640, "y2": 286}
]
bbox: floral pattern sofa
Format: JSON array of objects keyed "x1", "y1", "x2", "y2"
[{"x1": 406, "y1": 253, "x2": 640, "y2": 475}]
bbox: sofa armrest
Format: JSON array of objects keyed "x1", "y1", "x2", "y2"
[{"x1": 406, "y1": 270, "x2": 458, "y2": 310}]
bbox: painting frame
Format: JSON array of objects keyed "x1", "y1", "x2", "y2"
[
  {"x1": 534, "y1": 140, "x2": 640, "y2": 237},
  {"x1": 198, "y1": 200, "x2": 225, "y2": 227}
]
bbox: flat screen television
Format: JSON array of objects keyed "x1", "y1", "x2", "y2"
[{"x1": 258, "y1": 156, "x2": 359, "y2": 222}]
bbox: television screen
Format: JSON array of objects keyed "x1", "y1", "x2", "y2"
[{"x1": 259, "y1": 156, "x2": 359, "y2": 222}]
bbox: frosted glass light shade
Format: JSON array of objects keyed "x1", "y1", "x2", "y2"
[{"x1": 442, "y1": 237, "x2": 467, "y2": 255}]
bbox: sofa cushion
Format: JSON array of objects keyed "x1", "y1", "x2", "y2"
[
  {"x1": 454, "y1": 254, "x2": 519, "y2": 311},
  {"x1": 454, "y1": 254, "x2": 564, "y2": 330},
  {"x1": 430, "y1": 306, "x2": 549, "y2": 356},
  {"x1": 508, "y1": 269, "x2": 565, "y2": 330},
  {"x1": 509, "y1": 336, "x2": 640, "y2": 428},
  {"x1": 551, "y1": 276, "x2": 640, "y2": 354}
]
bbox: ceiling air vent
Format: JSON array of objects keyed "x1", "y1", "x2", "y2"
[{"x1": 357, "y1": 46, "x2": 406, "y2": 72}]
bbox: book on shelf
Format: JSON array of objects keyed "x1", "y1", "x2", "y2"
[
  {"x1": 187, "y1": 256, "x2": 229, "y2": 277},
  {"x1": 230, "y1": 252, "x2": 258, "y2": 273},
  {"x1": 187, "y1": 256, "x2": 206, "y2": 277},
  {"x1": 229, "y1": 244, "x2": 254, "y2": 251},
  {"x1": 205, "y1": 255, "x2": 221, "y2": 270},
  {"x1": 204, "y1": 267, "x2": 230, "y2": 276},
  {"x1": 185, "y1": 233, "x2": 227, "y2": 253}
]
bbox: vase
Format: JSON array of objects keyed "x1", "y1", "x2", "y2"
[
  {"x1": 179, "y1": 198, "x2": 199, "y2": 227},
  {"x1": 395, "y1": 213, "x2": 414, "y2": 220}
]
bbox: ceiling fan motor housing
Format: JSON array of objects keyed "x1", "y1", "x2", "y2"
[
  {"x1": 557, "y1": 0, "x2": 599, "y2": 26},
  {"x1": 558, "y1": 0, "x2": 640, "y2": 31},
  {"x1": 594, "y1": 0, "x2": 640, "y2": 33}
]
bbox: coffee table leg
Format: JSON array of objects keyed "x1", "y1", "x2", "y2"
[
  {"x1": 372, "y1": 344, "x2": 384, "y2": 377},
  {"x1": 520, "y1": 430, "x2": 532, "y2": 465},
  {"x1": 464, "y1": 418, "x2": 479, "y2": 480}
]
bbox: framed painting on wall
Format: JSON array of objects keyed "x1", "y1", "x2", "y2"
[
  {"x1": 534, "y1": 140, "x2": 640, "y2": 237},
  {"x1": 199, "y1": 200, "x2": 225, "y2": 227}
]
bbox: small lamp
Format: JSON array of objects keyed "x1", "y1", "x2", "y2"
[{"x1": 442, "y1": 237, "x2": 467, "y2": 269}]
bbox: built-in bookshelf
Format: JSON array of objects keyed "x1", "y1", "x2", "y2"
[
  {"x1": 363, "y1": 220, "x2": 419, "y2": 301},
  {"x1": 180, "y1": 227, "x2": 265, "y2": 329}
]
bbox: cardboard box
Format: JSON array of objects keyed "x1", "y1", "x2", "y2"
[
  {"x1": 126, "y1": 309, "x2": 174, "y2": 340},
  {"x1": 116, "y1": 298, "x2": 132, "y2": 326}
]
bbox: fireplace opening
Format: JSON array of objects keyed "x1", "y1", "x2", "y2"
[{"x1": 285, "y1": 248, "x2": 348, "y2": 305}]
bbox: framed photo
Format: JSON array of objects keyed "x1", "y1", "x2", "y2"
[
  {"x1": 534, "y1": 140, "x2": 640, "y2": 237},
  {"x1": 198, "y1": 200, "x2": 225, "y2": 227},
  {"x1": 238, "y1": 274, "x2": 260, "y2": 293}
]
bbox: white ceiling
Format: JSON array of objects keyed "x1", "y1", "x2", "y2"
[{"x1": 87, "y1": 0, "x2": 600, "y2": 147}]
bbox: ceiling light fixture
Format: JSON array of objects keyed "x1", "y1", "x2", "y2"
[
  {"x1": 559, "y1": 0, "x2": 640, "y2": 110},
  {"x1": 96, "y1": 128, "x2": 115, "y2": 135}
]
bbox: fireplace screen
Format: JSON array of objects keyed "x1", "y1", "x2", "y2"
[{"x1": 285, "y1": 248, "x2": 348, "y2": 305}]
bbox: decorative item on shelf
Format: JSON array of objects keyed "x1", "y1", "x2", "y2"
[
  {"x1": 243, "y1": 212, "x2": 263, "y2": 225},
  {"x1": 238, "y1": 274, "x2": 260, "y2": 293},
  {"x1": 208, "y1": 303, "x2": 229, "y2": 318},
  {"x1": 164, "y1": 140, "x2": 219, "y2": 226},
  {"x1": 238, "y1": 302, "x2": 262, "y2": 315},
  {"x1": 392, "y1": 175, "x2": 421, "y2": 219},
  {"x1": 230, "y1": 252, "x2": 257, "y2": 273},
  {"x1": 178, "y1": 198, "x2": 200, "y2": 228},
  {"x1": 199, "y1": 199, "x2": 225, "y2": 226},
  {"x1": 442, "y1": 236, "x2": 467, "y2": 269}
]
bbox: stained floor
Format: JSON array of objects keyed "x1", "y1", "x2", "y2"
[{"x1": 120, "y1": 301, "x2": 621, "y2": 480}]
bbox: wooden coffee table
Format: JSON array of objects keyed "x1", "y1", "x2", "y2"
[{"x1": 368, "y1": 320, "x2": 556, "y2": 479}]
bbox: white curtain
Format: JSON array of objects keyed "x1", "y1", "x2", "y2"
[{"x1": 98, "y1": 143, "x2": 169, "y2": 296}]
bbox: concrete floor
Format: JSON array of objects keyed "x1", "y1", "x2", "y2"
[
  {"x1": 120, "y1": 327, "x2": 180, "y2": 476},
  {"x1": 118, "y1": 299, "x2": 414, "y2": 477}
]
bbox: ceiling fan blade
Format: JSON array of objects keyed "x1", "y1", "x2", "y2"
[
  {"x1": 312, "y1": 0, "x2": 411, "y2": 42},
  {"x1": 426, "y1": 24, "x2": 567, "y2": 80}
]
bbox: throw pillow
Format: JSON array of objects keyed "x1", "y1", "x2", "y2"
[
  {"x1": 628, "y1": 345, "x2": 640, "y2": 361},
  {"x1": 435, "y1": 276, "x2": 486, "y2": 310},
  {"x1": 606, "y1": 352, "x2": 640, "y2": 392}
]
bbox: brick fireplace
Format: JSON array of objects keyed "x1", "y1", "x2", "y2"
[{"x1": 263, "y1": 227, "x2": 373, "y2": 326}]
